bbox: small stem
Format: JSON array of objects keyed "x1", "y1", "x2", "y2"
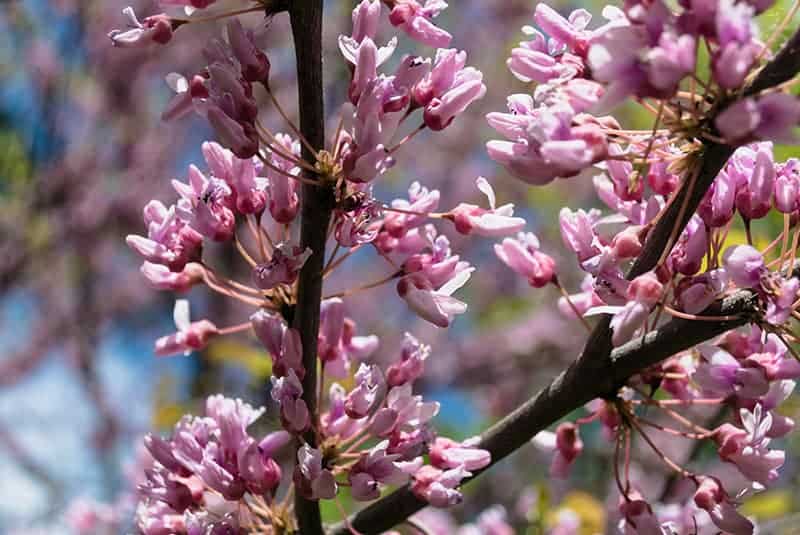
[
  {"x1": 257, "y1": 152, "x2": 321, "y2": 186},
  {"x1": 656, "y1": 165, "x2": 701, "y2": 267},
  {"x1": 218, "y1": 322, "x2": 254, "y2": 336},
  {"x1": 553, "y1": 278, "x2": 592, "y2": 332},
  {"x1": 266, "y1": 88, "x2": 319, "y2": 158},
  {"x1": 627, "y1": 411, "x2": 694, "y2": 478},
  {"x1": 256, "y1": 120, "x2": 318, "y2": 172},
  {"x1": 173, "y1": 6, "x2": 265, "y2": 23},
  {"x1": 387, "y1": 124, "x2": 426, "y2": 154},
  {"x1": 234, "y1": 233, "x2": 259, "y2": 268},
  {"x1": 248, "y1": 214, "x2": 269, "y2": 262},
  {"x1": 324, "y1": 271, "x2": 402, "y2": 299}
]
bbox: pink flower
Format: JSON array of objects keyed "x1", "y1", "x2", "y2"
[
  {"x1": 723, "y1": 245, "x2": 765, "y2": 288},
  {"x1": 348, "y1": 441, "x2": 408, "y2": 501},
  {"x1": 172, "y1": 165, "x2": 235, "y2": 242},
  {"x1": 250, "y1": 310, "x2": 303, "y2": 378},
  {"x1": 382, "y1": 182, "x2": 440, "y2": 240},
  {"x1": 345, "y1": 364, "x2": 386, "y2": 419},
  {"x1": 271, "y1": 370, "x2": 310, "y2": 434},
  {"x1": 694, "y1": 344, "x2": 769, "y2": 398},
  {"x1": 429, "y1": 437, "x2": 490, "y2": 471},
  {"x1": 318, "y1": 298, "x2": 380, "y2": 378},
  {"x1": 411, "y1": 465, "x2": 471, "y2": 507},
  {"x1": 449, "y1": 177, "x2": 526, "y2": 237},
  {"x1": 699, "y1": 168, "x2": 739, "y2": 227},
  {"x1": 126, "y1": 201, "x2": 203, "y2": 272},
  {"x1": 294, "y1": 445, "x2": 337, "y2": 500},
  {"x1": 668, "y1": 215, "x2": 708, "y2": 275},
  {"x1": 774, "y1": 158, "x2": 800, "y2": 213},
  {"x1": 226, "y1": 19, "x2": 270, "y2": 84},
  {"x1": 693, "y1": 476, "x2": 754, "y2": 534},
  {"x1": 338, "y1": 35, "x2": 398, "y2": 104},
  {"x1": 155, "y1": 300, "x2": 218, "y2": 356},
  {"x1": 494, "y1": 232, "x2": 556, "y2": 288},
  {"x1": 370, "y1": 384, "x2": 439, "y2": 438},
  {"x1": 618, "y1": 491, "x2": 663, "y2": 535},
  {"x1": 397, "y1": 269, "x2": 472, "y2": 328},
  {"x1": 765, "y1": 277, "x2": 799, "y2": 325},
  {"x1": 608, "y1": 271, "x2": 662, "y2": 346},
  {"x1": 550, "y1": 422, "x2": 583, "y2": 479},
  {"x1": 108, "y1": 7, "x2": 176, "y2": 48},
  {"x1": 201, "y1": 141, "x2": 266, "y2": 215},
  {"x1": 389, "y1": 0, "x2": 452, "y2": 48},
  {"x1": 413, "y1": 49, "x2": 486, "y2": 130},
  {"x1": 487, "y1": 98, "x2": 608, "y2": 185},
  {"x1": 351, "y1": 0, "x2": 382, "y2": 44},
  {"x1": 252, "y1": 244, "x2": 312, "y2": 290},
  {"x1": 735, "y1": 146, "x2": 775, "y2": 220},
  {"x1": 558, "y1": 275, "x2": 604, "y2": 319},
  {"x1": 675, "y1": 269, "x2": 728, "y2": 314},
  {"x1": 559, "y1": 208, "x2": 600, "y2": 262},
  {"x1": 335, "y1": 198, "x2": 382, "y2": 247},
  {"x1": 140, "y1": 261, "x2": 203, "y2": 292},
  {"x1": 714, "y1": 404, "x2": 785, "y2": 488},
  {"x1": 534, "y1": 4, "x2": 593, "y2": 55},
  {"x1": 264, "y1": 133, "x2": 301, "y2": 223},
  {"x1": 386, "y1": 333, "x2": 430, "y2": 387}
]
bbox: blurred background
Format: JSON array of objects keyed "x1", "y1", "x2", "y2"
[{"x1": 1, "y1": 1, "x2": 799, "y2": 533}]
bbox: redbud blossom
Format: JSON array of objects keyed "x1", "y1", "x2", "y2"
[
  {"x1": 449, "y1": 177, "x2": 526, "y2": 237},
  {"x1": 386, "y1": 333, "x2": 430, "y2": 387},
  {"x1": 155, "y1": 300, "x2": 218, "y2": 356},
  {"x1": 551, "y1": 422, "x2": 583, "y2": 478},
  {"x1": 351, "y1": 0, "x2": 382, "y2": 43},
  {"x1": 345, "y1": 364, "x2": 386, "y2": 419},
  {"x1": 348, "y1": 441, "x2": 408, "y2": 501},
  {"x1": 723, "y1": 245, "x2": 765, "y2": 288},
  {"x1": 716, "y1": 405, "x2": 786, "y2": 488},
  {"x1": 263, "y1": 133, "x2": 301, "y2": 223},
  {"x1": 294, "y1": 445, "x2": 337, "y2": 500},
  {"x1": 108, "y1": 8, "x2": 176, "y2": 48},
  {"x1": 250, "y1": 310, "x2": 304, "y2": 379},
  {"x1": 411, "y1": 465, "x2": 471, "y2": 507},
  {"x1": 736, "y1": 147, "x2": 775, "y2": 220},
  {"x1": 172, "y1": 165, "x2": 235, "y2": 242},
  {"x1": 159, "y1": 0, "x2": 217, "y2": 9},
  {"x1": 226, "y1": 19, "x2": 270, "y2": 84},
  {"x1": 413, "y1": 49, "x2": 486, "y2": 130},
  {"x1": 126, "y1": 201, "x2": 203, "y2": 272},
  {"x1": 252, "y1": 244, "x2": 312, "y2": 290},
  {"x1": 397, "y1": 269, "x2": 472, "y2": 328},
  {"x1": 389, "y1": 0, "x2": 452, "y2": 48},
  {"x1": 140, "y1": 262, "x2": 203, "y2": 292},
  {"x1": 271, "y1": 370, "x2": 310, "y2": 434},
  {"x1": 494, "y1": 232, "x2": 556, "y2": 288},
  {"x1": 693, "y1": 476, "x2": 754, "y2": 534},
  {"x1": 618, "y1": 491, "x2": 663, "y2": 535},
  {"x1": 608, "y1": 271, "x2": 662, "y2": 346},
  {"x1": 429, "y1": 437, "x2": 491, "y2": 471},
  {"x1": 774, "y1": 158, "x2": 800, "y2": 213}
]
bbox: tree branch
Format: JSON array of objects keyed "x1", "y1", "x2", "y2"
[
  {"x1": 330, "y1": 25, "x2": 800, "y2": 535},
  {"x1": 287, "y1": 1, "x2": 331, "y2": 534}
]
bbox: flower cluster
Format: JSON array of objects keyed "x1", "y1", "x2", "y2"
[
  {"x1": 114, "y1": 0, "x2": 500, "y2": 531},
  {"x1": 489, "y1": 2, "x2": 800, "y2": 533},
  {"x1": 109, "y1": 0, "x2": 800, "y2": 532},
  {"x1": 137, "y1": 395, "x2": 287, "y2": 533}
]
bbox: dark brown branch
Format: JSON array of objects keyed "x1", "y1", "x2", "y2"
[
  {"x1": 330, "y1": 25, "x2": 800, "y2": 535},
  {"x1": 287, "y1": 1, "x2": 330, "y2": 534}
]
